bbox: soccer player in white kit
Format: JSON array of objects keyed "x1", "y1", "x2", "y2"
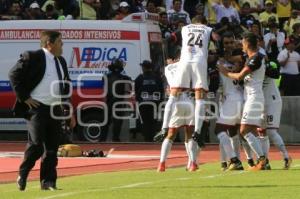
[
  {"x1": 215, "y1": 32, "x2": 244, "y2": 171},
  {"x1": 218, "y1": 32, "x2": 267, "y2": 170},
  {"x1": 261, "y1": 58, "x2": 292, "y2": 169},
  {"x1": 157, "y1": 59, "x2": 199, "y2": 172},
  {"x1": 163, "y1": 16, "x2": 218, "y2": 148}
]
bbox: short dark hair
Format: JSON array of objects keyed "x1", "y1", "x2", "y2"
[
  {"x1": 242, "y1": 32, "x2": 258, "y2": 51},
  {"x1": 173, "y1": 0, "x2": 182, "y2": 5},
  {"x1": 193, "y1": 15, "x2": 207, "y2": 24},
  {"x1": 40, "y1": 30, "x2": 61, "y2": 47}
]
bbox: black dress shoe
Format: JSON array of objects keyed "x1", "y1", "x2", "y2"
[
  {"x1": 41, "y1": 181, "x2": 57, "y2": 191},
  {"x1": 17, "y1": 176, "x2": 26, "y2": 191}
]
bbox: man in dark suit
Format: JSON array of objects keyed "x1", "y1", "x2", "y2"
[{"x1": 9, "y1": 30, "x2": 75, "y2": 191}]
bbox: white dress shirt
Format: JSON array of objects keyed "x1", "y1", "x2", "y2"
[{"x1": 31, "y1": 48, "x2": 65, "y2": 105}]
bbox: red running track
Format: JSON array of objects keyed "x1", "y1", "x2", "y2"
[{"x1": 0, "y1": 142, "x2": 299, "y2": 183}]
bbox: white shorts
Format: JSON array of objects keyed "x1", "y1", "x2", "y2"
[
  {"x1": 172, "y1": 61, "x2": 208, "y2": 90},
  {"x1": 241, "y1": 97, "x2": 264, "y2": 126},
  {"x1": 216, "y1": 98, "x2": 243, "y2": 126},
  {"x1": 169, "y1": 94, "x2": 195, "y2": 128},
  {"x1": 264, "y1": 99, "x2": 282, "y2": 129}
]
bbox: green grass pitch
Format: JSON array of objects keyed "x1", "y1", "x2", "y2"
[{"x1": 1, "y1": 160, "x2": 299, "y2": 199}]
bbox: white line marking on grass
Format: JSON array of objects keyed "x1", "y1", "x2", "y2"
[
  {"x1": 176, "y1": 177, "x2": 191, "y2": 181},
  {"x1": 111, "y1": 182, "x2": 153, "y2": 189},
  {"x1": 201, "y1": 171, "x2": 246, "y2": 179}
]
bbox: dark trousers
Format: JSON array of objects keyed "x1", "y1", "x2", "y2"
[
  {"x1": 19, "y1": 104, "x2": 62, "y2": 185},
  {"x1": 100, "y1": 101, "x2": 124, "y2": 142},
  {"x1": 138, "y1": 102, "x2": 158, "y2": 142}
]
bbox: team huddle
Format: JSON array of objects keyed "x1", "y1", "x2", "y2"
[{"x1": 154, "y1": 16, "x2": 292, "y2": 172}]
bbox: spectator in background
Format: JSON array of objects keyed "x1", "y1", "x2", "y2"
[
  {"x1": 159, "y1": 11, "x2": 174, "y2": 39},
  {"x1": 165, "y1": 0, "x2": 184, "y2": 12},
  {"x1": 97, "y1": 0, "x2": 114, "y2": 19},
  {"x1": 167, "y1": 0, "x2": 191, "y2": 28},
  {"x1": 114, "y1": 1, "x2": 131, "y2": 20},
  {"x1": 284, "y1": 10, "x2": 300, "y2": 36},
  {"x1": 184, "y1": 0, "x2": 204, "y2": 19},
  {"x1": 276, "y1": 0, "x2": 291, "y2": 30},
  {"x1": 22, "y1": 0, "x2": 47, "y2": 8},
  {"x1": 24, "y1": 2, "x2": 45, "y2": 19},
  {"x1": 53, "y1": 0, "x2": 79, "y2": 19},
  {"x1": 135, "y1": 60, "x2": 164, "y2": 142},
  {"x1": 80, "y1": 0, "x2": 98, "y2": 20},
  {"x1": 248, "y1": 19, "x2": 263, "y2": 37},
  {"x1": 264, "y1": 21, "x2": 285, "y2": 61},
  {"x1": 215, "y1": 16, "x2": 244, "y2": 39},
  {"x1": 289, "y1": 22, "x2": 300, "y2": 53},
  {"x1": 7, "y1": 1, "x2": 25, "y2": 20},
  {"x1": 238, "y1": 0, "x2": 262, "y2": 20},
  {"x1": 159, "y1": 11, "x2": 177, "y2": 58},
  {"x1": 64, "y1": 6, "x2": 80, "y2": 20},
  {"x1": 211, "y1": 0, "x2": 240, "y2": 24},
  {"x1": 277, "y1": 38, "x2": 300, "y2": 96},
  {"x1": 259, "y1": 0, "x2": 279, "y2": 29},
  {"x1": 247, "y1": 20, "x2": 264, "y2": 49},
  {"x1": 130, "y1": 0, "x2": 146, "y2": 13},
  {"x1": 206, "y1": 0, "x2": 218, "y2": 26},
  {"x1": 44, "y1": 4, "x2": 58, "y2": 19},
  {"x1": 239, "y1": 2, "x2": 256, "y2": 28},
  {"x1": 145, "y1": 0, "x2": 158, "y2": 13}
]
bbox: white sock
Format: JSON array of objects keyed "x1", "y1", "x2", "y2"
[
  {"x1": 196, "y1": 146, "x2": 201, "y2": 164},
  {"x1": 230, "y1": 134, "x2": 241, "y2": 159},
  {"x1": 259, "y1": 136, "x2": 270, "y2": 158},
  {"x1": 195, "y1": 99, "x2": 206, "y2": 133},
  {"x1": 217, "y1": 132, "x2": 236, "y2": 159},
  {"x1": 244, "y1": 133, "x2": 264, "y2": 157},
  {"x1": 160, "y1": 139, "x2": 173, "y2": 162},
  {"x1": 162, "y1": 96, "x2": 177, "y2": 129},
  {"x1": 267, "y1": 129, "x2": 289, "y2": 159},
  {"x1": 219, "y1": 143, "x2": 227, "y2": 163},
  {"x1": 184, "y1": 142, "x2": 191, "y2": 168},
  {"x1": 241, "y1": 139, "x2": 253, "y2": 160},
  {"x1": 187, "y1": 139, "x2": 198, "y2": 163}
]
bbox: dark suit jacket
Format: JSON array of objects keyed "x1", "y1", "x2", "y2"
[{"x1": 9, "y1": 49, "x2": 71, "y2": 119}]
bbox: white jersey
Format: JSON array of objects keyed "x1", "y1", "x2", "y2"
[
  {"x1": 180, "y1": 24, "x2": 212, "y2": 62},
  {"x1": 243, "y1": 52, "x2": 266, "y2": 99},
  {"x1": 218, "y1": 60, "x2": 243, "y2": 100}
]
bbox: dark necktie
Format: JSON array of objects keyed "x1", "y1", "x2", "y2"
[{"x1": 54, "y1": 57, "x2": 64, "y2": 95}]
